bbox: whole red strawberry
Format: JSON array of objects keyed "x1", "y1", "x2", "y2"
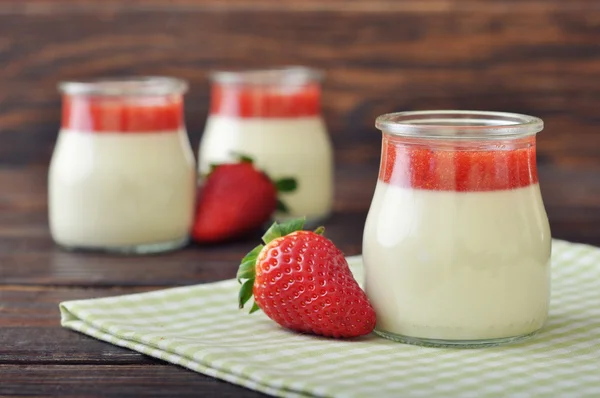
[
  {"x1": 192, "y1": 157, "x2": 296, "y2": 243},
  {"x1": 237, "y1": 218, "x2": 376, "y2": 338}
]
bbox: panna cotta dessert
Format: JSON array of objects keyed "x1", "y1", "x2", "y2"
[
  {"x1": 49, "y1": 77, "x2": 196, "y2": 253},
  {"x1": 363, "y1": 111, "x2": 551, "y2": 347},
  {"x1": 199, "y1": 67, "x2": 333, "y2": 223}
]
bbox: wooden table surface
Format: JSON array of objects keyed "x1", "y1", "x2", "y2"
[{"x1": 1, "y1": 158, "x2": 599, "y2": 397}]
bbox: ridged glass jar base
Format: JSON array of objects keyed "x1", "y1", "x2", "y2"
[
  {"x1": 374, "y1": 328, "x2": 540, "y2": 349},
  {"x1": 57, "y1": 236, "x2": 189, "y2": 255}
]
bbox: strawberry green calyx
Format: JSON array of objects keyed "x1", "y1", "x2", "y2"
[
  {"x1": 313, "y1": 226, "x2": 325, "y2": 235},
  {"x1": 237, "y1": 154, "x2": 254, "y2": 164},
  {"x1": 236, "y1": 244, "x2": 262, "y2": 283},
  {"x1": 261, "y1": 217, "x2": 306, "y2": 244},
  {"x1": 237, "y1": 217, "x2": 324, "y2": 314},
  {"x1": 229, "y1": 152, "x2": 255, "y2": 164},
  {"x1": 209, "y1": 153, "x2": 255, "y2": 175},
  {"x1": 237, "y1": 243, "x2": 262, "y2": 312},
  {"x1": 275, "y1": 178, "x2": 297, "y2": 192},
  {"x1": 274, "y1": 178, "x2": 297, "y2": 213}
]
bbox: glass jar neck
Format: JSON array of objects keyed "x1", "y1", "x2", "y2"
[
  {"x1": 382, "y1": 133, "x2": 538, "y2": 151},
  {"x1": 208, "y1": 67, "x2": 323, "y2": 118},
  {"x1": 59, "y1": 77, "x2": 187, "y2": 133},
  {"x1": 376, "y1": 110, "x2": 543, "y2": 141}
]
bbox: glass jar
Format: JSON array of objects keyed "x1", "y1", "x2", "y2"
[
  {"x1": 49, "y1": 77, "x2": 196, "y2": 254},
  {"x1": 198, "y1": 67, "x2": 334, "y2": 224},
  {"x1": 363, "y1": 110, "x2": 551, "y2": 348}
]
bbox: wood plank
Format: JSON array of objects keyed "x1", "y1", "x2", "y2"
[
  {"x1": 0, "y1": 327, "x2": 155, "y2": 364},
  {"x1": 0, "y1": 285, "x2": 264, "y2": 396},
  {"x1": 0, "y1": 286, "x2": 157, "y2": 364},
  {"x1": 0, "y1": 364, "x2": 267, "y2": 397},
  {"x1": 0, "y1": 1, "x2": 598, "y2": 168},
  {"x1": 0, "y1": 286, "x2": 207, "y2": 367},
  {"x1": 0, "y1": 286, "x2": 153, "y2": 327}
]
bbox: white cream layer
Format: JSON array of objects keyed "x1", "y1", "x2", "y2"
[
  {"x1": 49, "y1": 129, "x2": 196, "y2": 248},
  {"x1": 362, "y1": 180, "x2": 552, "y2": 340}
]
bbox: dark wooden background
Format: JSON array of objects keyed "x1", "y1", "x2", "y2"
[
  {"x1": 1, "y1": 0, "x2": 599, "y2": 166},
  {"x1": 1, "y1": 1, "x2": 599, "y2": 396},
  {"x1": 1, "y1": 0, "x2": 599, "y2": 244}
]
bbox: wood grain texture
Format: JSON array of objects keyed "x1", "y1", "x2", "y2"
[
  {"x1": 0, "y1": 286, "x2": 153, "y2": 327},
  {"x1": 0, "y1": 286, "x2": 267, "y2": 395},
  {"x1": 0, "y1": 0, "x2": 599, "y2": 169},
  {"x1": 0, "y1": 364, "x2": 268, "y2": 397},
  {"x1": 0, "y1": 327, "x2": 154, "y2": 364}
]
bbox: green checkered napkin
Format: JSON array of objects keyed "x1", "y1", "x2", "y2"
[{"x1": 60, "y1": 239, "x2": 600, "y2": 398}]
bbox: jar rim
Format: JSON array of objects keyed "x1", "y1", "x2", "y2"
[
  {"x1": 376, "y1": 110, "x2": 543, "y2": 140},
  {"x1": 58, "y1": 76, "x2": 188, "y2": 96},
  {"x1": 210, "y1": 66, "x2": 324, "y2": 86}
]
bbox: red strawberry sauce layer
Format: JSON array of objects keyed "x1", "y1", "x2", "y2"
[
  {"x1": 379, "y1": 137, "x2": 538, "y2": 192},
  {"x1": 62, "y1": 96, "x2": 184, "y2": 133},
  {"x1": 209, "y1": 83, "x2": 320, "y2": 118}
]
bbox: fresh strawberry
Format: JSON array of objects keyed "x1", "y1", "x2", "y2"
[
  {"x1": 192, "y1": 157, "x2": 296, "y2": 243},
  {"x1": 237, "y1": 218, "x2": 376, "y2": 338}
]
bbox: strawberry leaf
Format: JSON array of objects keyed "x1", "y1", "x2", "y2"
[
  {"x1": 313, "y1": 226, "x2": 325, "y2": 235},
  {"x1": 275, "y1": 178, "x2": 297, "y2": 193},
  {"x1": 249, "y1": 301, "x2": 261, "y2": 314},
  {"x1": 241, "y1": 244, "x2": 263, "y2": 262},
  {"x1": 238, "y1": 279, "x2": 255, "y2": 309},
  {"x1": 237, "y1": 244, "x2": 263, "y2": 283},
  {"x1": 263, "y1": 218, "x2": 306, "y2": 244},
  {"x1": 230, "y1": 151, "x2": 254, "y2": 164},
  {"x1": 279, "y1": 217, "x2": 306, "y2": 236},
  {"x1": 237, "y1": 260, "x2": 256, "y2": 283},
  {"x1": 277, "y1": 199, "x2": 289, "y2": 214},
  {"x1": 262, "y1": 222, "x2": 282, "y2": 244},
  {"x1": 238, "y1": 155, "x2": 254, "y2": 164}
]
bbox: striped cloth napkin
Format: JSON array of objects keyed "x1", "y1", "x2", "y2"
[{"x1": 60, "y1": 239, "x2": 600, "y2": 398}]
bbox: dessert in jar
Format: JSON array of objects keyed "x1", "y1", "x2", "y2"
[
  {"x1": 198, "y1": 67, "x2": 333, "y2": 224},
  {"x1": 363, "y1": 110, "x2": 551, "y2": 347},
  {"x1": 49, "y1": 77, "x2": 196, "y2": 254}
]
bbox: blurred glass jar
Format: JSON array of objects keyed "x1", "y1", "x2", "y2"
[
  {"x1": 49, "y1": 77, "x2": 196, "y2": 254},
  {"x1": 198, "y1": 67, "x2": 334, "y2": 224}
]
